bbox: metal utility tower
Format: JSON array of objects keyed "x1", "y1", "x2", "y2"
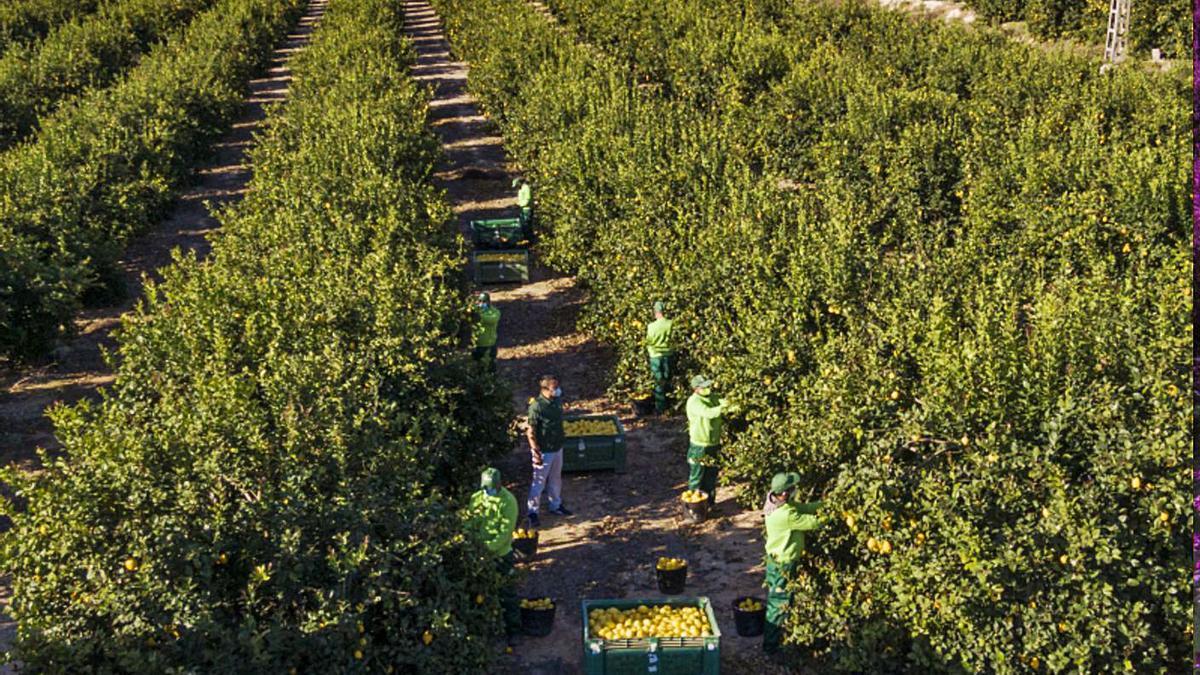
[{"x1": 1102, "y1": 0, "x2": 1131, "y2": 65}]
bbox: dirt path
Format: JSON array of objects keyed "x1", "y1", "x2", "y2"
[
  {"x1": 402, "y1": 3, "x2": 788, "y2": 673},
  {"x1": 0, "y1": 1, "x2": 327, "y2": 664},
  {"x1": 0, "y1": 0, "x2": 329, "y2": 472}
]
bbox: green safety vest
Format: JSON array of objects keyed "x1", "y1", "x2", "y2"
[
  {"x1": 765, "y1": 501, "x2": 822, "y2": 565},
  {"x1": 474, "y1": 305, "x2": 500, "y2": 347},
  {"x1": 686, "y1": 393, "x2": 725, "y2": 447},
  {"x1": 467, "y1": 487, "x2": 519, "y2": 556},
  {"x1": 645, "y1": 317, "x2": 673, "y2": 357}
]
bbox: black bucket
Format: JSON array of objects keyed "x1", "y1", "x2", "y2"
[
  {"x1": 732, "y1": 596, "x2": 766, "y2": 637},
  {"x1": 512, "y1": 531, "x2": 538, "y2": 562},
  {"x1": 655, "y1": 564, "x2": 687, "y2": 595},
  {"x1": 681, "y1": 492, "x2": 709, "y2": 523},
  {"x1": 520, "y1": 600, "x2": 556, "y2": 637},
  {"x1": 633, "y1": 395, "x2": 655, "y2": 418}
]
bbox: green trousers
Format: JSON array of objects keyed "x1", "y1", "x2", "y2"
[
  {"x1": 519, "y1": 207, "x2": 534, "y2": 242},
  {"x1": 686, "y1": 443, "x2": 719, "y2": 505},
  {"x1": 763, "y1": 557, "x2": 794, "y2": 655},
  {"x1": 648, "y1": 354, "x2": 672, "y2": 413},
  {"x1": 472, "y1": 345, "x2": 497, "y2": 373},
  {"x1": 497, "y1": 552, "x2": 520, "y2": 638}
]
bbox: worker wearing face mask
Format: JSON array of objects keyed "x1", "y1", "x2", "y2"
[
  {"x1": 761, "y1": 472, "x2": 822, "y2": 656},
  {"x1": 466, "y1": 467, "x2": 520, "y2": 640},
  {"x1": 514, "y1": 177, "x2": 534, "y2": 242},
  {"x1": 685, "y1": 375, "x2": 731, "y2": 507},
  {"x1": 472, "y1": 292, "x2": 501, "y2": 374},
  {"x1": 525, "y1": 374, "x2": 572, "y2": 527}
]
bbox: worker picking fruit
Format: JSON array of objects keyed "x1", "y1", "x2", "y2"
[
  {"x1": 762, "y1": 472, "x2": 823, "y2": 658},
  {"x1": 464, "y1": 467, "x2": 520, "y2": 642},
  {"x1": 643, "y1": 300, "x2": 674, "y2": 414},
  {"x1": 685, "y1": 375, "x2": 733, "y2": 508}
]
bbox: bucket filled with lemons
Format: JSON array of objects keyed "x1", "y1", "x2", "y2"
[
  {"x1": 512, "y1": 526, "x2": 538, "y2": 562},
  {"x1": 731, "y1": 596, "x2": 766, "y2": 637},
  {"x1": 519, "y1": 597, "x2": 556, "y2": 636},
  {"x1": 655, "y1": 556, "x2": 688, "y2": 595},
  {"x1": 587, "y1": 603, "x2": 714, "y2": 641},
  {"x1": 680, "y1": 489, "x2": 708, "y2": 522}
]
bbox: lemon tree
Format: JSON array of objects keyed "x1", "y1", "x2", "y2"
[
  {"x1": 434, "y1": 0, "x2": 1189, "y2": 670},
  {"x1": 1, "y1": 0, "x2": 513, "y2": 671}
]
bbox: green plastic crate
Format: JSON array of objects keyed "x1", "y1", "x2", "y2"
[
  {"x1": 470, "y1": 218, "x2": 524, "y2": 249},
  {"x1": 472, "y1": 249, "x2": 529, "y2": 284},
  {"x1": 581, "y1": 597, "x2": 721, "y2": 675},
  {"x1": 562, "y1": 414, "x2": 626, "y2": 473}
]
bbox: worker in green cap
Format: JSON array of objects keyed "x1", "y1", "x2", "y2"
[
  {"x1": 472, "y1": 292, "x2": 500, "y2": 373},
  {"x1": 514, "y1": 177, "x2": 533, "y2": 242},
  {"x1": 685, "y1": 375, "x2": 730, "y2": 507},
  {"x1": 644, "y1": 301, "x2": 674, "y2": 414},
  {"x1": 466, "y1": 467, "x2": 521, "y2": 640},
  {"x1": 762, "y1": 472, "x2": 822, "y2": 656}
]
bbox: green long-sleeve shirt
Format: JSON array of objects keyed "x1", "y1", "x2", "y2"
[
  {"x1": 517, "y1": 183, "x2": 532, "y2": 209},
  {"x1": 765, "y1": 500, "x2": 822, "y2": 565},
  {"x1": 644, "y1": 317, "x2": 673, "y2": 357},
  {"x1": 686, "y1": 392, "x2": 726, "y2": 447},
  {"x1": 467, "y1": 487, "x2": 519, "y2": 556},
  {"x1": 474, "y1": 305, "x2": 500, "y2": 347}
]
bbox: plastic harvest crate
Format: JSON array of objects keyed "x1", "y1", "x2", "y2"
[
  {"x1": 470, "y1": 218, "x2": 524, "y2": 249},
  {"x1": 472, "y1": 249, "x2": 529, "y2": 284},
  {"x1": 562, "y1": 414, "x2": 626, "y2": 473},
  {"x1": 581, "y1": 597, "x2": 721, "y2": 675}
]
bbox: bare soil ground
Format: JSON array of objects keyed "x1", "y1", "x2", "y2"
[
  {"x1": 0, "y1": 1, "x2": 327, "y2": 663},
  {"x1": 402, "y1": 3, "x2": 796, "y2": 673}
]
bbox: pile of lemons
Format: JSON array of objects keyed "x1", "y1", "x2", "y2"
[
  {"x1": 475, "y1": 252, "x2": 526, "y2": 263},
  {"x1": 513, "y1": 528, "x2": 537, "y2": 539},
  {"x1": 680, "y1": 490, "x2": 707, "y2": 504},
  {"x1": 563, "y1": 419, "x2": 618, "y2": 437},
  {"x1": 736, "y1": 598, "x2": 763, "y2": 612},
  {"x1": 520, "y1": 597, "x2": 554, "y2": 610},
  {"x1": 656, "y1": 556, "x2": 686, "y2": 571},
  {"x1": 588, "y1": 604, "x2": 712, "y2": 640}
]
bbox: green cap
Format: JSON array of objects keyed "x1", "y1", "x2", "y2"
[
  {"x1": 481, "y1": 467, "x2": 501, "y2": 489},
  {"x1": 770, "y1": 472, "x2": 800, "y2": 494},
  {"x1": 477, "y1": 292, "x2": 490, "y2": 303},
  {"x1": 689, "y1": 375, "x2": 713, "y2": 390},
  {"x1": 653, "y1": 300, "x2": 665, "y2": 313},
  {"x1": 511, "y1": 178, "x2": 524, "y2": 188}
]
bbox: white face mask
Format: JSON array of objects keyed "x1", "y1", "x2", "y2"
[{"x1": 553, "y1": 387, "x2": 562, "y2": 398}]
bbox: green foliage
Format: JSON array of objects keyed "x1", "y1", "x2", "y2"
[
  {"x1": 435, "y1": 0, "x2": 1190, "y2": 670},
  {"x1": 2, "y1": 0, "x2": 513, "y2": 671},
  {"x1": 0, "y1": 0, "x2": 304, "y2": 361},
  {"x1": 969, "y1": 0, "x2": 1190, "y2": 59},
  {"x1": 0, "y1": 0, "x2": 104, "y2": 58},
  {"x1": 0, "y1": 0, "x2": 219, "y2": 151}
]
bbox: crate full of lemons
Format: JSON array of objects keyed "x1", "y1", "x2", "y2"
[
  {"x1": 581, "y1": 598, "x2": 721, "y2": 675},
  {"x1": 562, "y1": 414, "x2": 626, "y2": 473},
  {"x1": 471, "y1": 249, "x2": 529, "y2": 283}
]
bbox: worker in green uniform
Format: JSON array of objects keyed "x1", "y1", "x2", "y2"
[
  {"x1": 685, "y1": 375, "x2": 729, "y2": 507},
  {"x1": 472, "y1": 292, "x2": 500, "y2": 373},
  {"x1": 644, "y1": 301, "x2": 674, "y2": 414},
  {"x1": 762, "y1": 472, "x2": 822, "y2": 656},
  {"x1": 466, "y1": 467, "x2": 521, "y2": 641},
  {"x1": 514, "y1": 178, "x2": 533, "y2": 242}
]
